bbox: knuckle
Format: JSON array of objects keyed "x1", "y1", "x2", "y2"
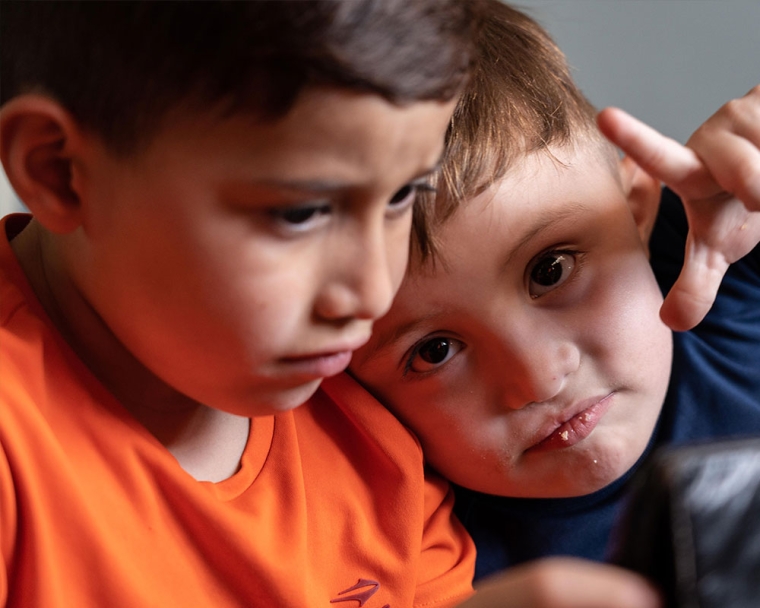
[{"x1": 723, "y1": 97, "x2": 744, "y2": 119}]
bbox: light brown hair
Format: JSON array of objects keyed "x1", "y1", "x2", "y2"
[{"x1": 414, "y1": 0, "x2": 611, "y2": 260}]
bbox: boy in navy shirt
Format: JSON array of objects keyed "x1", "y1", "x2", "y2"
[{"x1": 350, "y1": 0, "x2": 760, "y2": 582}]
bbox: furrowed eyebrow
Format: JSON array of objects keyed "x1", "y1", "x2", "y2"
[
  {"x1": 253, "y1": 161, "x2": 443, "y2": 194},
  {"x1": 250, "y1": 179, "x2": 351, "y2": 194}
]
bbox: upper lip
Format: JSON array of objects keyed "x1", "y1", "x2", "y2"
[{"x1": 527, "y1": 393, "x2": 613, "y2": 449}]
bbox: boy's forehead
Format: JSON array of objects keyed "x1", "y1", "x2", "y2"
[
  {"x1": 140, "y1": 87, "x2": 456, "y2": 185},
  {"x1": 410, "y1": 138, "x2": 625, "y2": 271}
]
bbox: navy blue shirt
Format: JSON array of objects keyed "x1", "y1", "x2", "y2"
[{"x1": 454, "y1": 189, "x2": 760, "y2": 580}]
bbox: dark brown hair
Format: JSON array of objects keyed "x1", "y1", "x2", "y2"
[
  {"x1": 1, "y1": 0, "x2": 477, "y2": 155},
  {"x1": 413, "y1": 0, "x2": 609, "y2": 260}
]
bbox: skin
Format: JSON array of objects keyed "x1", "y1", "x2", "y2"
[
  {"x1": 460, "y1": 557, "x2": 661, "y2": 608},
  {"x1": 1, "y1": 87, "x2": 457, "y2": 479},
  {"x1": 350, "y1": 141, "x2": 673, "y2": 498}
]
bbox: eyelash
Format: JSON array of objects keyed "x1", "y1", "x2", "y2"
[
  {"x1": 389, "y1": 181, "x2": 437, "y2": 213},
  {"x1": 268, "y1": 204, "x2": 330, "y2": 227},
  {"x1": 267, "y1": 181, "x2": 436, "y2": 232}
]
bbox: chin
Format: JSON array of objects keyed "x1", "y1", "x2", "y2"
[
  {"x1": 566, "y1": 449, "x2": 645, "y2": 496},
  {"x1": 217, "y1": 378, "x2": 324, "y2": 418},
  {"x1": 517, "y1": 448, "x2": 641, "y2": 498},
  {"x1": 518, "y1": 471, "x2": 621, "y2": 499},
  {"x1": 279, "y1": 379, "x2": 325, "y2": 409},
  {"x1": 262, "y1": 379, "x2": 325, "y2": 414}
]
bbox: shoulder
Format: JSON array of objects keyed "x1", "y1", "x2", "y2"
[{"x1": 303, "y1": 373, "x2": 425, "y2": 471}]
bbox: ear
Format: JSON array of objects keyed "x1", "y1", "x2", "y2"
[
  {"x1": 0, "y1": 95, "x2": 88, "y2": 234},
  {"x1": 618, "y1": 154, "x2": 661, "y2": 256}
]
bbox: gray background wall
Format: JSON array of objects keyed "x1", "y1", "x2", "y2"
[
  {"x1": 514, "y1": 0, "x2": 759, "y2": 142},
  {"x1": 1, "y1": 0, "x2": 759, "y2": 215}
]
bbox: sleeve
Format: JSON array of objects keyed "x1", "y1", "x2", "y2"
[
  {"x1": 413, "y1": 470, "x2": 476, "y2": 608},
  {"x1": 648, "y1": 187, "x2": 689, "y2": 296}
]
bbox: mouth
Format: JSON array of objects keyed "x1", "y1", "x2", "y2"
[
  {"x1": 280, "y1": 350, "x2": 354, "y2": 379},
  {"x1": 279, "y1": 337, "x2": 370, "y2": 379},
  {"x1": 526, "y1": 392, "x2": 615, "y2": 453}
]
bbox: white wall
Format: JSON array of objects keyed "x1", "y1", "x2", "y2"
[{"x1": 2, "y1": 0, "x2": 759, "y2": 216}]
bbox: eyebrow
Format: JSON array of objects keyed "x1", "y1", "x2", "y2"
[{"x1": 500, "y1": 200, "x2": 588, "y2": 270}]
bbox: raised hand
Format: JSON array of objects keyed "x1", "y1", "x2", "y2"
[{"x1": 597, "y1": 86, "x2": 760, "y2": 331}]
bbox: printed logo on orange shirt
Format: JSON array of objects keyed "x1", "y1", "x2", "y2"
[{"x1": 330, "y1": 578, "x2": 389, "y2": 607}]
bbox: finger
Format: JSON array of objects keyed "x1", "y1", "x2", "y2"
[
  {"x1": 597, "y1": 107, "x2": 720, "y2": 200},
  {"x1": 692, "y1": 85, "x2": 760, "y2": 148},
  {"x1": 686, "y1": 86, "x2": 760, "y2": 207},
  {"x1": 687, "y1": 129, "x2": 760, "y2": 212},
  {"x1": 660, "y1": 239, "x2": 731, "y2": 331},
  {"x1": 462, "y1": 558, "x2": 662, "y2": 608}
]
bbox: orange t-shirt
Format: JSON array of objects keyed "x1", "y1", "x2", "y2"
[{"x1": 0, "y1": 215, "x2": 475, "y2": 607}]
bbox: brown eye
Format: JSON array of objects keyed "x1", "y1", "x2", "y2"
[
  {"x1": 408, "y1": 336, "x2": 464, "y2": 373},
  {"x1": 390, "y1": 184, "x2": 414, "y2": 205},
  {"x1": 268, "y1": 203, "x2": 331, "y2": 233},
  {"x1": 528, "y1": 252, "x2": 575, "y2": 298},
  {"x1": 419, "y1": 338, "x2": 452, "y2": 364},
  {"x1": 279, "y1": 207, "x2": 321, "y2": 224}
]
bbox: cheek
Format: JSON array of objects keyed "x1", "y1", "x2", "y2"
[
  {"x1": 586, "y1": 256, "x2": 672, "y2": 416},
  {"x1": 397, "y1": 385, "x2": 511, "y2": 475},
  {"x1": 586, "y1": 252, "x2": 666, "y2": 350},
  {"x1": 384, "y1": 382, "x2": 467, "y2": 444}
]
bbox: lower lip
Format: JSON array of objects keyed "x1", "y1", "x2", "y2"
[
  {"x1": 528, "y1": 394, "x2": 615, "y2": 453},
  {"x1": 280, "y1": 350, "x2": 353, "y2": 378}
]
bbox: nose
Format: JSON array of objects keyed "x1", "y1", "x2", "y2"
[
  {"x1": 496, "y1": 317, "x2": 581, "y2": 407},
  {"x1": 314, "y1": 215, "x2": 409, "y2": 323}
]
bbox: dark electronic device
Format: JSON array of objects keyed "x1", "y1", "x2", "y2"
[{"x1": 611, "y1": 436, "x2": 760, "y2": 608}]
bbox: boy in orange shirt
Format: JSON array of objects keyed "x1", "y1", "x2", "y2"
[{"x1": 0, "y1": 2, "x2": 481, "y2": 606}]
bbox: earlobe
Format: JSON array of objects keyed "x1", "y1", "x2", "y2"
[
  {"x1": 619, "y1": 155, "x2": 661, "y2": 255},
  {"x1": 0, "y1": 95, "x2": 86, "y2": 234}
]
